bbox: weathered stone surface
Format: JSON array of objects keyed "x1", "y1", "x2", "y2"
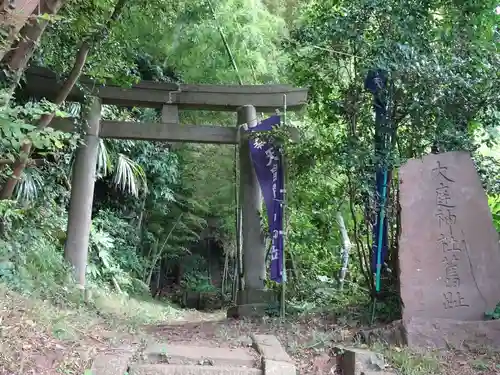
[
  {"x1": 333, "y1": 347, "x2": 387, "y2": 375},
  {"x1": 251, "y1": 335, "x2": 296, "y2": 375},
  {"x1": 90, "y1": 346, "x2": 135, "y2": 375},
  {"x1": 399, "y1": 151, "x2": 500, "y2": 321},
  {"x1": 355, "y1": 321, "x2": 406, "y2": 347},
  {"x1": 227, "y1": 303, "x2": 269, "y2": 319},
  {"x1": 262, "y1": 360, "x2": 296, "y2": 375},
  {"x1": 237, "y1": 289, "x2": 276, "y2": 305},
  {"x1": 181, "y1": 291, "x2": 222, "y2": 310},
  {"x1": 129, "y1": 364, "x2": 261, "y2": 375},
  {"x1": 404, "y1": 317, "x2": 500, "y2": 351},
  {"x1": 143, "y1": 343, "x2": 256, "y2": 367},
  {"x1": 251, "y1": 335, "x2": 292, "y2": 363},
  {"x1": 182, "y1": 291, "x2": 201, "y2": 309},
  {"x1": 227, "y1": 289, "x2": 277, "y2": 318}
]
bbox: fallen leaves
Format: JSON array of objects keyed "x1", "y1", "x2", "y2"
[{"x1": 0, "y1": 287, "x2": 113, "y2": 374}]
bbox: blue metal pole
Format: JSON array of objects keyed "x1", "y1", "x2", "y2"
[{"x1": 375, "y1": 169, "x2": 388, "y2": 292}]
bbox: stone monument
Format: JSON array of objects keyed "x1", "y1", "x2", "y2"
[{"x1": 399, "y1": 151, "x2": 500, "y2": 348}]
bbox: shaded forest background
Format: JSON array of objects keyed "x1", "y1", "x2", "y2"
[{"x1": 0, "y1": 0, "x2": 499, "y2": 320}]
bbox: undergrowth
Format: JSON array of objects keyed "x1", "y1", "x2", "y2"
[
  {"x1": 370, "y1": 342, "x2": 442, "y2": 375},
  {"x1": 0, "y1": 198, "x2": 184, "y2": 332}
]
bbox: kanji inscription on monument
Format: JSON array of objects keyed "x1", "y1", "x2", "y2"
[{"x1": 399, "y1": 151, "x2": 500, "y2": 321}]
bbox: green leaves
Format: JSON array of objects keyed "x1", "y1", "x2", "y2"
[
  {"x1": 485, "y1": 301, "x2": 500, "y2": 320},
  {"x1": 37, "y1": 0, "x2": 288, "y2": 86},
  {"x1": 488, "y1": 195, "x2": 500, "y2": 232},
  {"x1": 150, "y1": 0, "x2": 287, "y2": 84},
  {"x1": 96, "y1": 139, "x2": 148, "y2": 198},
  {"x1": 0, "y1": 96, "x2": 70, "y2": 154},
  {"x1": 283, "y1": 0, "x2": 500, "y2": 300},
  {"x1": 289, "y1": 0, "x2": 499, "y2": 151}
]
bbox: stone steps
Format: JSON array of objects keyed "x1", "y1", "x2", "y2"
[{"x1": 90, "y1": 334, "x2": 296, "y2": 375}]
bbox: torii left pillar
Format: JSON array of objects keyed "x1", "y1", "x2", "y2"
[{"x1": 64, "y1": 97, "x2": 101, "y2": 292}]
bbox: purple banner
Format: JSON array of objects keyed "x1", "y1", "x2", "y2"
[{"x1": 248, "y1": 115, "x2": 284, "y2": 283}]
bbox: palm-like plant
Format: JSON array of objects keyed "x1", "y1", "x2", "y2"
[
  {"x1": 12, "y1": 98, "x2": 148, "y2": 203},
  {"x1": 14, "y1": 167, "x2": 44, "y2": 204},
  {"x1": 96, "y1": 138, "x2": 148, "y2": 198},
  {"x1": 13, "y1": 138, "x2": 148, "y2": 204}
]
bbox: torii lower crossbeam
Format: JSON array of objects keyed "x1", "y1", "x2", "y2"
[
  {"x1": 50, "y1": 118, "x2": 239, "y2": 144},
  {"x1": 50, "y1": 118, "x2": 298, "y2": 144}
]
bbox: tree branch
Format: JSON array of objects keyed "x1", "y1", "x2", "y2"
[
  {"x1": 1, "y1": 0, "x2": 66, "y2": 99},
  {"x1": 0, "y1": 0, "x2": 128, "y2": 200},
  {"x1": 0, "y1": 158, "x2": 46, "y2": 167}
]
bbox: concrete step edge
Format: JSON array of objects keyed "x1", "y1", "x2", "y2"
[
  {"x1": 143, "y1": 343, "x2": 256, "y2": 367},
  {"x1": 129, "y1": 363, "x2": 262, "y2": 375}
]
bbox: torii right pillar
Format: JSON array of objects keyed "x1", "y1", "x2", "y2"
[{"x1": 228, "y1": 105, "x2": 275, "y2": 318}]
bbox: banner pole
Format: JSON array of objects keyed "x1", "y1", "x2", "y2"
[{"x1": 280, "y1": 94, "x2": 288, "y2": 319}]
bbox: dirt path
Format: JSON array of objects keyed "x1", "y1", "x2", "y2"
[
  {"x1": 2, "y1": 286, "x2": 500, "y2": 375},
  {"x1": 146, "y1": 312, "x2": 352, "y2": 374}
]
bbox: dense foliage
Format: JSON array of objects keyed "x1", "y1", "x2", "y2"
[
  {"x1": 285, "y1": 0, "x2": 500, "y2": 304},
  {"x1": 0, "y1": 0, "x2": 498, "y2": 318}
]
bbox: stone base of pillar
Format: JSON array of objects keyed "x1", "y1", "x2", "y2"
[
  {"x1": 238, "y1": 288, "x2": 276, "y2": 305},
  {"x1": 227, "y1": 303, "x2": 268, "y2": 319},
  {"x1": 226, "y1": 289, "x2": 277, "y2": 319}
]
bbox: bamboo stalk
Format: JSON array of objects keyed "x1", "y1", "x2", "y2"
[
  {"x1": 336, "y1": 211, "x2": 352, "y2": 290},
  {"x1": 280, "y1": 94, "x2": 288, "y2": 319},
  {"x1": 222, "y1": 248, "x2": 229, "y2": 294},
  {"x1": 207, "y1": 0, "x2": 245, "y2": 303},
  {"x1": 206, "y1": 0, "x2": 243, "y2": 86},
  {"x1": 145, "y1": 213, "x2": 183, "y2": 287}
]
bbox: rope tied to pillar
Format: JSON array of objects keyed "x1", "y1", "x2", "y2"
[{"x1": 167, "y1": 86, "x2": 182, "y2": 104}]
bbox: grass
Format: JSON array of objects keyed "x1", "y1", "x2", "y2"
[
  {"x1": 369, "y1": 339, "x2": 500, "y2": 375},
  {"x1": 91, "y1": 291, "x2": 183, "y2": 328},
  {"x1": 0, "y1": 282, "x2": 186, "y2": 374},
  {"x1": 371, "y1": 342, "x2": 442, "y2": 375},
  {"x1": 0, "y1": 284, "x2": 91, "y2": 374}
]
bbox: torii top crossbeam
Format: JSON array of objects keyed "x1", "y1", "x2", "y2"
[{"x1": 23, "y1": 67, "x2": 308, "y2": 113}]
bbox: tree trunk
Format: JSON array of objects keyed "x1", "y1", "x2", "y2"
[
  {"x1": 0, "y1": 158, "x2": 45, "y2": 167},
  {"x1": 348, "y1": 174, "x2": 373, "y2": 292},
  {"x1": 0, "y1": 0, "x2": 40, "y2": 62},
  {"x1": 1, "y1": 0, "x2": 66, "y2": 96},
  {"x1": 0, "y1": 0, "x2": 128, "y2": 200},
  {"x1": 0, "y1": 42, "x2": 90, "y2": 199}
]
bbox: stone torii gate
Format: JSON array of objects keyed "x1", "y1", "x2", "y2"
[{"x1": 23, "y1": 67, "x2": 308, "y2": 309}]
